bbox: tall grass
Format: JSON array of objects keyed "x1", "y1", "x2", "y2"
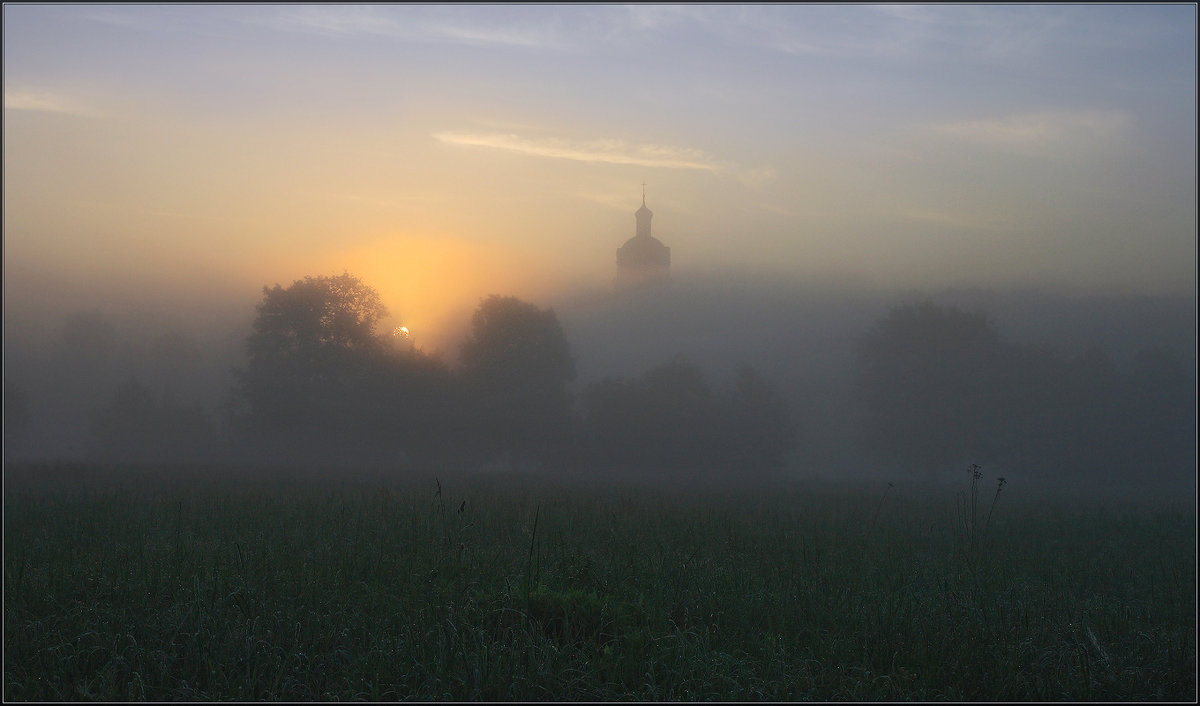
[{"x1": 4, "y1": 464, "x2": 1195, "y2": 701}]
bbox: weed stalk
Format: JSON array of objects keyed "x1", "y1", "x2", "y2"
[
  {"x1": 524, "y1": 504, "x2": 541, "y2": 600},
  {"x1": 984, "y1": 477, "x2": 1006, "y2": 535},
  {"x1": 956, "y1": 464, "x2": 1009, "y2": 573},
  {"x1": 956, "y1": 464, "x2": 985, "y2": 563}
]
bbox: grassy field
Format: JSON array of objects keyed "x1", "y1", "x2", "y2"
[{"x1": 4, "y1": 464, "x2": 1195, "y2": 701}]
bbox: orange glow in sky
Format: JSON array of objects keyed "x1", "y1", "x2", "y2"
[
  {"x1": 329, "y1": 233, "x2": 563, "y2": 356},
  {"x1": 3, "y1": 3, "x2": 1195, "y2": 341}
]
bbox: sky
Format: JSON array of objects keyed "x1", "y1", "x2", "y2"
[{"x1": 4, "y1": 3, "x2": 1197, "y2": 351}]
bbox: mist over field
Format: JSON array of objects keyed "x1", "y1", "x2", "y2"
[
  {"x1": 3, "y1": 5, "x2": 1196, "y2": 699},
  {"x1": 5, "y1": 4, "x2": 1195, "y2": 495},
  {"x1": 4, "y1": 266, "x2": 1195, "y2": 498}
]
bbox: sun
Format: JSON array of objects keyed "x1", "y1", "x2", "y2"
[{"x1": 393, "y1": 325, "x2": 410, "y2": 338}]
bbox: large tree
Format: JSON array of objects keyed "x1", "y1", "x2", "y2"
[
  {"x1": 854, "y1": 300, "x2": 1005, "y2": 476},
  {"x1": 91, "y1": 378, "x2": 215, "y2": 465},
  {"x1": 584, "y1": 357, "x2": 715, "y2": 473},
  {"x1": 232, "y1": 273, "x2": 391, "y2": 460},
  {"x1": 856, "y1": 300, "x2": 1198, "y2": 484},
  {"x1": 583, "y1": 358, "x2": 795, "y2": 478},
  {"x1": 457, "y1": 295, "x2": 576, "y2": 465},
  {"x1": 232, "y1": 272, "x2": 466, "y2": 467},
  {"x1": 247, "y1": 272, "x2": 388, "y2": 363}
]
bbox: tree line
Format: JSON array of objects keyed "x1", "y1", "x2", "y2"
[
  {"x1": 5, "y1": 273, "x2": 1193, "y2": 484},
  {"x1": 60, "y1": 273, "x2": 794, "y2": 478},
  {"x1": 855, "y1": 300, "x2": 1195, "y2": 483}
]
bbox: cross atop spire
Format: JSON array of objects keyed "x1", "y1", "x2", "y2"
[
  {"x1": 634, "y1": 184, "x2": 653, "y2": 237},
  {"x1": 617, "y1": 184, "x2": 669, "y2": 290}
]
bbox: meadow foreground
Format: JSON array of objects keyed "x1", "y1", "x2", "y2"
[{"x1": 4, "y1": 464, "x2": 1195, "y2": 701}]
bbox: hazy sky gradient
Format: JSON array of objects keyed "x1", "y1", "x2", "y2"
[{"x1": 4, "y1": 4, "x2": 1196, "y2": 346}]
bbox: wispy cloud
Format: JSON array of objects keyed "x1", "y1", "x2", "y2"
[
  {"x1": 422, "y1": 20, "x2": 565, "y2": 50},
  {"x1": 262, "y1": 5, "x2": 569, "y2": 50},
  {"x1": 928, "y1": 110, "x2": 1130, "y2": 147},
  {"x1": 433, "y1": 131, "x2": 724, "y2": 172},
  {"x1": 270, "y1": 5, "x2": 394, "y2": 36},
  {"x1": 75, "y1": 7, "x2": 181, "y2": 32},
  {"x1": 701, "y1": 5, "x2": 926, "y2": 59},
  {"x1": 726, "y1": 5, "x2": 1096, "y2": 64},
  {"x1": 76, "y1": 6, "x2": 260, "y2": 40},
  {"x1": 736, "y1": 166, "x2": 779, "y2": 189},
  {"x1": 623, "y1": 4, "x2": 715, "y2": 32},
  {"x1": 3, "y1": 90, "x2": 102, "y2": 117},
  {"x1": 871, "y1": 5, "x2": 941, "y2": 23}
]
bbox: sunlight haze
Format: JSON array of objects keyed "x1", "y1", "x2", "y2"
[
  {"x1": 3, "y1": 8, "x2": 1196, "y2": 696},
  {"x1": 4, "y1": 3, "x2": 1197, "y2": 350}
]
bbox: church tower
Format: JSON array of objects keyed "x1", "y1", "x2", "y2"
[{"x1": 615, "y1": 185, "x2": 670, "y2": 291}]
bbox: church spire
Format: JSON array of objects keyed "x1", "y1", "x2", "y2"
[
  {"x1": 616, "y1": 185, "x2": 670, "y2": 291},
  {"x1": 635, "y1": 184, "x2": 653, "y2": 238}
]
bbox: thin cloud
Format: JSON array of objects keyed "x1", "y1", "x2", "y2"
[
  {"x1": 623, "y1": 4, "x2": 715, "y2": 32},
  {"x1": 710, "y1": 5, "x2": 925, "y2": 59},
  {"x1": 738, "y1": 6, "x2": 1093, "y2": 64},
  {"x1": 3, "y1": 90, "x2": 102, "y2": 117},
  {"x1": 421, "y1": 20, "x2": 567, "y2": 50},
  {"x1": 735, "y1": 165, "x2": 778, "y2": 188},
  {"x1": 273, "y1": 6, "x2": 397, "y2": 36},
  {"x1": 77, "y1": 6, "x2": 259, "y2": 40},
  {"x1": 262, "y1": 5, "x2": 568, "y2": 50},
  {"x1": 609, "y1": 5, "x2": 912, "y2": 59},
  {"x1": 77, "y1": 8, "x2": 172, "y2": 32},
  {"x1": 871, "y1": 5, "x2": 941, "y2": 23},
  {"x1": 929, "y1": 110, "x2": 1130, "y2": 147},
  {"x1": 433, "y1": 131, "x2": 723, "y2": 172}
]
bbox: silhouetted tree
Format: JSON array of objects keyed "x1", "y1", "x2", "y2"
[
  {"x1": 230, "y1": 272, "x2": 463, "y2": 467},
  {"x1": 1128, "y1": 347, "x2": 1196, "y2": 480},
  {"x1": 854, "y1": 299, "x2": 1197, "y2": 484},
  {"x1": 717, "y1": 364, "x2": 798, "y2": 473},
  {"x1": 352, "y1": 343, "x2": 460, "y2": 467},
  {"x1": 1043, "y1": 345, "x2": 1196, "y2": 483},
  {"x1": 984, "y1": 342, "x2": 1066, "y2": 474},
  {"x1": 583, "y1": 357, "x2": 795, "y2": 478},
  {"x1": 855, "y1": 301, "x2": 1005, "y2": 475},
  {"x1": 1051, "y1": 346, "x2": 1130, "y2": 474},
  {"x1": 247, "y1": 272, "x2": 387, "y2": 361},
  {"x1": 585, "y1": 357, "x2": 714, "y2": 471},
  {"x1": 458, "y1": 295, "x2": 576, "y2": 466},
  {"x1": 90, "y1": 378, "x2": 215, "y2": 464},
  {"x1": 55, "y1": 309, "x2": 120, "y2": 404},
  {"x1": 148, "y1": 329, "x2": 202, "y2": 402},
  {"x1": 232, "y1": 273, "x2": 391, "y2": 461}
]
